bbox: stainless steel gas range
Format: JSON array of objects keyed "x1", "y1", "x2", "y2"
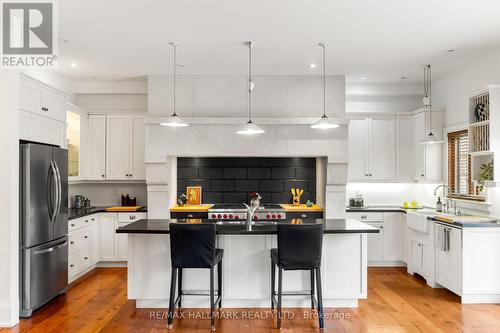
[{"x1": 208, "y1": 204, "x2": 286, "y2": 221}]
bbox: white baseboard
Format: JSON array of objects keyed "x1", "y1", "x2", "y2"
[
  {"x1": 136, "y1": 298, "x2": 358, "y2": 308},
  {"x1": 462, "y1": 294, "x2": 500, "y2": 304},
  {"x1": 368, "y1": 261, "x2": 406, "y2": 267}
]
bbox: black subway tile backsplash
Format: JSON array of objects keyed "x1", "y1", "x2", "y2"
[{"x1": 177, "y1": 157, "x2": 316, "y2": 204}]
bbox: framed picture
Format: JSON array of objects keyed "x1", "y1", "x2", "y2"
[{"x1": 186, "y1": 186, "x2": 202, "y2": 205}]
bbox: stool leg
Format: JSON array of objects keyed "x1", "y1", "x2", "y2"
[
  {"x1": 210, "y1": 266, "x2": 215, "y2": 331},
  {"x1": 277, "y1": 267, "x2": 283, "y2": 329},
  {"x1": 310, "y1": 269, "x2": 315, "y2": 309},
  {"x1": 217, "y1": 261, "x2": 222, "y2": 309},
  {"x1": 271, "y1": 261, "x2": 275, "y2": 310},
  {"x1": 178, "y1": 268, "x2": 183, "y2": 308},
  {"x1": 315, "y1": 267, "x2": 324, "y2": 329},
  {"x1": 167, "y1": 267, "x2": 177, "y2": 329}
]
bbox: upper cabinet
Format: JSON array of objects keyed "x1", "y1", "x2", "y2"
[
  {"x1": 21, "y1": 77, "x2": 66, "y2": 122},
  {"x1": 87, "y1": 115, "x2": 107, "y2": 180},
  {"x1": 66, "y1": 104, "x2": 88, "y2": 180},
  {"x1": 396, "y1": 115, "x2": 414, "y2": 181},
  {"x1": 88, "y1": 114, "x2": 145, "y2": 181},
  {"x1": 412, "y1": 110, "x2": 444, "y2": 182},
  {"x1": 348, "y1": 116, "x2": 396, "y2": 181},
  {"x1": 19, "y1": 75, "x2": 67, "y2": 147}
]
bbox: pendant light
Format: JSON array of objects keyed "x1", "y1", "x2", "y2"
[
  {"x1": 311, "y1": 42, "x2": 339, "y2": 129},
  {"x1": 419, "y1": 64, "x2": 443, "y2": 144},
  {"x1": 160, "y1": 42, "x2": 189, "y2": 127},
  {"x1": 236, "y1": 41, "x2": 265, "y2": 135}
]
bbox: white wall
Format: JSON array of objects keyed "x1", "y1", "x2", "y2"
[
  {"x1": 148, "y1": 74, "x2": 345, "y2": 118},
  {"x1": 432, "y1": 47, "x2": 500, "y2": 217},
  {"x1": 69, "y1": 183, "x2": 147, "y2": 207},
  {"x1": 74, "y1": 94, "x2": 147, "y2": 113},
  {"x1": 433, "y1": 47, "x2": 500, "y2": 127},
  {"x1": 346, "y1": 183, "x2": 440, "y2": 208},
  {"x1": 0, "y1": 71, "x2": 20, "y2": 326}
]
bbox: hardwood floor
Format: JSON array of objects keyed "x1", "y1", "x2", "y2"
[{"x1": 3, "y1": 267, "x2": 500, "y2": 332}]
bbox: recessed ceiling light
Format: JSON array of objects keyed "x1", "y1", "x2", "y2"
[
  {"x1": 401, "y1": 76, "x2": 408, "y2": 80},
  {"x1": 360, "y1": 76, "x2": 367, "y2": 80},
  {"x1": 446, "y1": 49, "x2": 456, "y2": 53},
  {"x1": 70, "y1": 62, "x2": 77, "y2": 68},
  {"x1": 309, "y1": 63, "x2": 317, "y2": 69}
]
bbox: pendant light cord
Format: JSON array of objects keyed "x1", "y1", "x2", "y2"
[
  {"x1": 322, "y1": 43, "x2": 326, "y2": 117},
  {"x1": 427, "y1": 65, "x2": 432, "y2": 133},
  {"x1": 248, "y1": 42, "x2": 252, "y2": 123},
  {"x1": 172, "y1": 43, "x2": 177, "y2": 117}
]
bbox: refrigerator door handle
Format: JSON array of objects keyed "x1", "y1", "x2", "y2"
[
  {"x1": 53, "y1": 161, "x2": 62, "y2": 220},
  {"x1": 49, "y1": 161, "x2": 58, "y2": 222},
  {"x1": 33, "y1": 240, "x2": 68, "y2": 255}
]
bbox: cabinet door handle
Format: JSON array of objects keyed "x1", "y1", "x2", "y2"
[
  {"x1": 379, "y1": 226, "x2": 384, "y2": 229},
  {"x1": 85, "y1": 220, "x2": 89, "y2": 223},
  {"x1": 70, "y1": 264, "x2": 74, "y2": 268},
  {"x1": 187, "y1": 214, "x2": 194, "y2": 218},
  {"x1": 129, "y1": 215, "x2": 136, "y2": 220},
  {"x1": 84, "y1": 236, "x2": 88, "y2": 239},
  {"x1": 70, "y1": 223, "x2": 75, "y2": 227},
  {"x1": 360, "y1": 214, "x2": 367, "y2": 219},
  {"x1": 84, "y1": 257, "x2": 88, "y2": 260},
  {"x1": 101, "y1": 174, "x2": 105, "y2": 178},
  {"x1": 70, "y1": 241, "x2": 75, "y2": 244},
  {"x1": 301, "y1": 214, "x2": 307, "y2": 218}
]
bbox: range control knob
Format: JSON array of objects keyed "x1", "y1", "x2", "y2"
[
  {"x1": 234, "y1": 215, "x2": 239, "y2": 219},
  {"x1": 272, "y1": 214, "x2": 277, "y2": 219},
  {"x1": 223, "y1": 214, "x2": 228, "y2": 219},
  {"x1": 277, "y1": 214, "x2": 282, "y2": 219},
  {"x1": 217, "y1": 214, "x2": 222, "y2": 219},
  {"x1": 228, "y1": 214, "x2": 234, "y2": 219},
  {"x1": 266, "y1": 214, "x2": 271, "y2": 219},
  {"x1": 211, "y1": 214, "x2": 217, "y2": 218},
  {"x1": 254, "y1": 214, "x2": 259, "y2": 220}
]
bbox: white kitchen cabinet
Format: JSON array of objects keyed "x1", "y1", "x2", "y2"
[
  {"x1": 367, "y1": 222, "x2": 384, "y2": 261},
  {"x1": 348, "y1": 119, "x2": 369, "y2": 181},
  {"x1": 106, "y1": 115, "x2": 145, "y2": 180},
  {"x1": 99, "y1": 213, "x2": 118, "y2": 261},
  {"x1": 87, "y1": 115, "x2": 107, "y2": 180},
  {"x1": 383, "y1": 213, "x2": 404, "y2": 261},
  {"x1": 348, "y1": 116, "x2": 395, "y2": 181},
  {"x1": 68, "y1": 214, "x2": 99, "y2": 282},
  {"x1": 396, "y1": 115, "x2": 414, "y2": 181},
  {"x1": 410, "y1": 238, "x2": 430, "y2": 278},
  {"x1": 67, "y1": 104, "x2": 88, "y2": 180},
  {"x1": 115, "y1": 213, "x2": 147, "y2": 261},
  {"x1": 412, "y1": 110, "x2": 444, "y2": 182},
  {"x1": 19, "y1": 110, "x2": 66, "y2": 147},
  {"x1": 436, "y1": 224, "x2": 462, "y2": 296},
  {"x1": 20, "y1": 76, "x2": 66, "y2": 122}
]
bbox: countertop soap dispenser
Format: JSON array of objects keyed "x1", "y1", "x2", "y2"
[{"x1": 436, "y1": 197, "x2": 442, "y2": 212}]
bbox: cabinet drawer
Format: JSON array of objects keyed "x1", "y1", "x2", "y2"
[
  {"x1": 69, "y1": 247, "x2": 92, "y2": 278},
  {"x1": 286, "y1": 212, "x2": 324, "y2": 219},
  {"x1": 171, "y1": 212, "x2": 208, "y2": 219},
  {"x1": 69, "y1": 214, "x2": 97, "y2": 231},
  {"x1": 69, "y1": 226, "x2": 91, "y2": 255},
  {"x1": 347, "y1": 212, "x2": 384, "y2": 222},
  {"x1": 117, "y1": 212, "x2": 147, "y2": 223}
]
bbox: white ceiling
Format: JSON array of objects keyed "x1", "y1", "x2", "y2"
[{"x1": 58, "y1": 0, "x2": 500, "y2": 83}]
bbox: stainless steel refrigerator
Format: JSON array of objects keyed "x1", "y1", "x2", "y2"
[{"x1": 19, "y1": 142, "x2": 68, "y2": 317}]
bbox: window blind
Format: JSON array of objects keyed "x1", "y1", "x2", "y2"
[{"x1": 448, "y1": 130, "x2": 472, "y2": 195}]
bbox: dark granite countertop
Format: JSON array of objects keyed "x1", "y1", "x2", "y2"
[
  {"x1": 346, "y1": 206, "x2": 431, "y2": 213},
  {"x1": 116, "y1": 218, "x2": 379, "y2": 235},
  {"x1": 69, "y1": 206, "x2": 148, "y2": 220}
]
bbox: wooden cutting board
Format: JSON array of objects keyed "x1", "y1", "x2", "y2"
[
  {"x1": 106, "y1": 206, "x2": 144, "y2": 212},
  {"x1": 435, "y1": 214, "x2": 497, "y2": 224},
  {"x1": 280, "y1": 204, "x2": 323, "y2": 212},
  {"x1": 170, "y1": 204, "x2": 213, "y2": 212}
]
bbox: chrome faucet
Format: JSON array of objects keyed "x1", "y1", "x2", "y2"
[
  {"x1": 433, "y1": 184, "x2": 452, "y2": 197},
  {"x1": 243, "y1": 203, "x2": 258, "y2": 224}
]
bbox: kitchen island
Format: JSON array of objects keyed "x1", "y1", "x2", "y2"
[{"x1": 117, "y1": 218, "x2": 377, "y2": 308}]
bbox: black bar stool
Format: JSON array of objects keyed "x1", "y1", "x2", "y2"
[
  {"x1": 270, "y1": 224, "x2": 324, "y2": 329},
  {"x1": 168, "y1": 223, "x2": 223, "y2": 331}
]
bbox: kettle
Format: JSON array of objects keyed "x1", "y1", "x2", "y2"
[{"x1": 74, "y1": 195, "x2": 86, "y2": 209}]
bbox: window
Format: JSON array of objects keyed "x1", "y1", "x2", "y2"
[
  {"x1": 66, "y1": 111, "x2": 81, "y2": 177},
  {"x1": 447, "y1": 130, "x2": 484, "y2": 201}
]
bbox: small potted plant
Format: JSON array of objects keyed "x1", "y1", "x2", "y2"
[{"x1": 476, "y1": 161, "x2": 493, "y2": 194}]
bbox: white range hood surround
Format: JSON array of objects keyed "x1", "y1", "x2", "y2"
[
  {"x1": 146, "y1": 74, "x2": 348, "y2": 219},
  {"x1": 145, "y1": 118, "x2": 349, "y2": 219}
]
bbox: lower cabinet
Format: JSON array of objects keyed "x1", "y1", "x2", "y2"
[
  {"x1": 347, "y1": 212, "x2": 405, "y2": 266},
  {"x1": 286, "y1": 211, "x2": 324, "y2": 219},
  {"x1": 69, "y1": 212, "x2": 147, "y2": 282},
  {"x1": 68, "y1": 214, "x2": 99, "y2": 282},
  {"x1": 410, "y1": 239, "x2": 430, "y2": 278},
  {"x1": 435, "y1": 224, "x2": 462, "y2": 296}
]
